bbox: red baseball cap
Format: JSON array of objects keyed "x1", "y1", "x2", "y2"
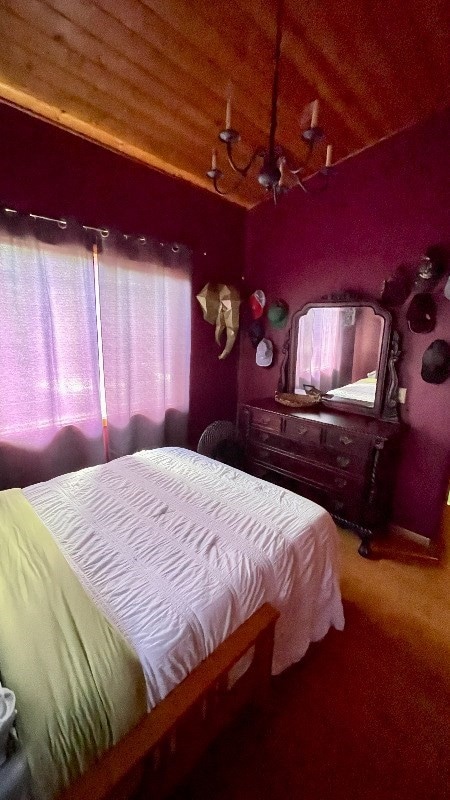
[{"x1": 249, "y1": 290, "x2": 266, "y2": 319}]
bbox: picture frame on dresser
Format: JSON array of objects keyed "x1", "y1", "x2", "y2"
[{"x1": 239, "y1": 299, "x2": 402, "y2": 557}]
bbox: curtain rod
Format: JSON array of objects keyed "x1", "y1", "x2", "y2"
[{"x1": 2, "y1": 206, "x2": 189, "y2": 254}]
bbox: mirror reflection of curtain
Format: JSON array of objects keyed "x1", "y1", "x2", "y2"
[
  {"x1": 96, "y1": 235, "x2": 191, "y2": 460},
  {"x1": 295, "y1": 308, "x2": 345, "y2": 393},
  {"x1": 351, "y1": 308, "x2": 383, "y2": 382},
  {"x1": 0, "y1": 217, "x2": 105, "y2": 489}
]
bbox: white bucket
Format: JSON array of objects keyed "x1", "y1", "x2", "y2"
[{"x1": 0, "y1": 686, "x2": 16, "y2": 767}]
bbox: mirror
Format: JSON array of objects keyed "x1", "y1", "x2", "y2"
[
  {"x1": 282, "y1": 300, "x2": 400, "y2": 420},
  {"x1": 294, "y1": 306, "x2": 384, "y2": 407}
]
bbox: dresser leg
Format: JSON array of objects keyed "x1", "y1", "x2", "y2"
[{"x1": 358, "y1": 535, "x2": 372, "y2": 558}]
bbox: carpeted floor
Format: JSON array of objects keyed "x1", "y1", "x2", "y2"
[{"x1": 171, "y1": 528, "x2": 450, "y2": 800}]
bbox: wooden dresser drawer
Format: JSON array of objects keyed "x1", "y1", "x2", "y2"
[
  {"x1": 284, "y1": 417, "x2": 322, "y2": 447},
  {"x1": 325, "y1": 427, "x2": 371, "y2": 458},
  {"x1": 251, "y1": 409, "x2": 282, "y2": 434},
  {"x1": 250, "y1": 427, "x2": 285, "y2": 450},
  {"x1": 248, "y1": 444, "x2": 363, "y2": 495},
  {"x1": 320, "y1": 447, "x2": 369, "y2": 477},
  {"x1": 250, "y1": 426, "x2": 320, "y2": 461}
]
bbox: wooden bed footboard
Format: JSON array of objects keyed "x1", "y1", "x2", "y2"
[{"x1": 59, "y1": 603, "x2": 279, "y2": 800}]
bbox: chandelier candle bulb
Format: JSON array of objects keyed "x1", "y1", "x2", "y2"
[
  {"x1": 326, "y1": 144, "x2": 333, "y2": 167},
  {"x1": 225, "y1": 98, "x2": 231, "y2": 130},
  {"x1": 211, "y1": 149, "x2": 217, "y2": 170},
  {"x1": 311, "y1": 99, "x2": 319, "y2": 128}
]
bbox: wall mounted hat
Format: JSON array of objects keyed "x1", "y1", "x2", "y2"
[
  {"x1": 248, "y1": 318, "x2": 265, "y2": 348},
  {"x1": 381, "y1": 263, "x2": 414, "y2": 307},
  {"x1": 421, "y1": 339, "x2": 450, "y2": 384},
  {"x1": 406, "y1": 293, "x2": 437, "y2": 334},
  {"x1": 413, "y1": 248, "x2": 446, "y2": 293},
  {"x1": 249, "y1": 290, "x2": 266, "y2": 319},
  {"x1": 268, "y1": 299, "x2": 289, "y2": 329},
  {"x1": 256, "y1": 338, "x2": 273, "y2": 367},
  {"x1": 444, "y1": 275, "x2": 450, "y2": 300}
]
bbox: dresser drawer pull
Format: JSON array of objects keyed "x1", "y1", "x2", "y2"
[
  {"x1": 334, "y1": 477, "x2": 348, "y2": 489},
  {"x1": 258, "y1": 418, "x2": 274, "y2": 429},
  {"x1": 256, "y1": 448, "x2": 271, "y2": 462},
  {"x1": 339, "y1": 435, "x2": 354, "y2": 446},
  {"x1": 295, "y1": 427, "x2": 308, "y2": 437},
  {"x1": 258, "y1": 432, "x2": 270, "y2": 442},
  {"x1": 336, "y1": 455, "x2": 350, "y2": 468}
]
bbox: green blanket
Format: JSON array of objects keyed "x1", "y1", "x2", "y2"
[{"x1": 0, "y1": 489, "x2": 147, "y2": 799}]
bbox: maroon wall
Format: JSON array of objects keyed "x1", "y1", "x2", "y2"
[
  {"x1": 0, "y1": 102, "x2": 246, "y2": 448},
  {"x1": 240, "y1": 108, "x2": 450, "y2": 541}
]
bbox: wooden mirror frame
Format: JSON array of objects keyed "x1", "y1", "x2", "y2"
[{"x1": 278, "y1": 299, "x2": 401, "y2": 422}]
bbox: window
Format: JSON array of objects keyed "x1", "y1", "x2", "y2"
[{"x1": 0, "y1": 221, "x2": 191, "y2": 485}]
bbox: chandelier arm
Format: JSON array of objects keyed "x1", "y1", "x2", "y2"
[
  {"x1": 293, "y1": 167, "x2": 333, "y2": 195},
  {"x1": 206, "y1": 167, "x2": 230, "y2": 195},
  {"x1": 294, "y1": 175, "x2": 309, "y2": 193},
  {"x1": 313, "y1": 169, "x2": 332, "y2": 192},
  {"x1": 224, "y1": 141, "x2": 266, "y2": 177},
  {"x1": 282, "y1": 139, "x2": 316, "y2": 176},
  {"x1": 207, "y1": 166, "x2": 252, "y2": 197},
  {"x1": 212, "y1": 176, "x2": 229, "y2": 196}
]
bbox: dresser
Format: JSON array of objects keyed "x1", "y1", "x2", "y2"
[{"x1": 239, "y1": 398, "x2": 401, "y2": 556}]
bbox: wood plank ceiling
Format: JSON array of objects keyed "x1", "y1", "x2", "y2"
[{"x1": 0, "y1": 0, "x2": 448, "y2": 207}]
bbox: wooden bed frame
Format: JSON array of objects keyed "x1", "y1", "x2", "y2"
[{"x1": 59, "y1": 603, "x2": 279, "y2": 800}]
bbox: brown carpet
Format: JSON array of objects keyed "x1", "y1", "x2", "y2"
[{"x1": 171, "y1": 529, "x2": 450, "y2": 800}]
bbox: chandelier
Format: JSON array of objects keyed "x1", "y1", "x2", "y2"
[{"x1": 206, "y1": 0, "x2": 334, "y2": 201}]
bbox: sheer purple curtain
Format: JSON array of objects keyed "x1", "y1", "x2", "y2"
[
  {"x1": 0, "y1": 216, "x2": 104, "y2": 488},
  {"x1": 96, "y1": 234, "x2": 191, "y2": 459}
]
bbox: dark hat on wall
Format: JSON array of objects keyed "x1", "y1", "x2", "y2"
[
  {"x1": 267, "y1": 299, "x2": 289, "y2": 329},
  {"x1": 413, "y1": 248, "x2": 446, "y2": 293},
  {"x1": 406, "y1": 293, "x2": 437, "y2": 334},
  {"x1": 421, "y1": 340, "x2": 450, "y2": 384},
  {"x1": 381, "y1": 264, "x2": 414, "y2": 307},
  {"x1": 248, "y1": 318, "x2": 265, "y2": 349}
]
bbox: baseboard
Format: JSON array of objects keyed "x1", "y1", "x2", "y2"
[
  {"x1": 388, "y1": 524, "x2": 440, "y2": 562},
  {"x1": 389, "y1": 524, "x2": 431, "y2": 548}
]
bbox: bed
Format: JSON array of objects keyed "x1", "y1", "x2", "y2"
[
  {"x1": 328, "y1": 375, "x2": 377, "y2": 405},
  {"x1": 0, "y1": 447, "x2": 344, "y2": 800}
]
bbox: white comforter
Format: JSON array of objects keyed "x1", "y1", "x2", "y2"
[
  {"x1": 329, "y1": 377, "x2": 377, "y2": 404},
  {"x1": 24, "y1": 448, "x2": 344, "y2": 708}
]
